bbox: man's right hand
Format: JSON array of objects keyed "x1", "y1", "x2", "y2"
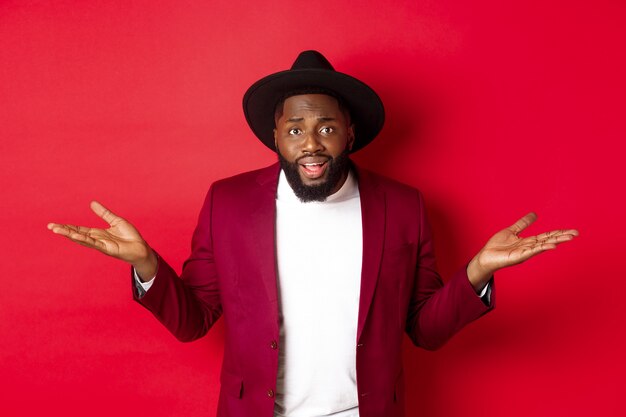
[{"x1": 47, "y1": 201, "x2": 157, "y2": 281}]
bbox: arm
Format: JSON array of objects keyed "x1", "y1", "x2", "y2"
[
  {"x1": 134, "y1": 186, "x2": 222, "y2": 342},
  {"x1": 405, "y1": 195, "x2": 578, "y2": 350},
  {"x1": 405, "y1": 192, "x2": 494, "y2": 350},
  {"x1": 48, "y1": 194, "x2": 222, "y2": 342}
]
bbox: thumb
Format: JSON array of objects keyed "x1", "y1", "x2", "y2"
[
  {"x1": 90, "y1": 200, "x2": 123, "y2": 226},
  {"x1": 508, "y1": 212, "x2": 537, "y2": 235}
]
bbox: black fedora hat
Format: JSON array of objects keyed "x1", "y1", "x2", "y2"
[{"x1": 243, "y1": 50, "x2": 385, "y2": 153}]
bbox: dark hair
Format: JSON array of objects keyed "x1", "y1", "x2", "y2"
[{"x1": 273, "y1": 87, "x2": 351, "y2": 124}]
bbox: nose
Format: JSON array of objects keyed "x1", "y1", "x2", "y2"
[{"x1": 302, "y1": 131, "x2": 324, "y2": 154}]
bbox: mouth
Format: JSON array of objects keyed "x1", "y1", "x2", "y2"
[{"x1": 298, "y1": 157, "x2": 329, "y2": 180}]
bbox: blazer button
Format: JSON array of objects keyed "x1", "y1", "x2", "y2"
[
  {"x1": 270, "y1": 340, "x2": 278, "y2": 349},
  {"x1": 267, "y1": 389, "x2": 275, "y2": 398}
]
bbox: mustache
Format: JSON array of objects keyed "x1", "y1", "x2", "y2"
[
  {"x1": 295, "y1": 154, "x2": 331, "y2": 163},
  {"x1": 277, "y1": 148, "x2": 351, "y2": 203}
]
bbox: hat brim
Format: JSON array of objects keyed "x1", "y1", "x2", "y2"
[{"x1": 243, "y1": 68, "x2": 385, "y2": 153}]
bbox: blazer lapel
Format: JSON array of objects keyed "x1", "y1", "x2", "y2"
[
  {"x1": 355, "y1": 167, "x2": 386, "y2": 340},
  {"x1": 244, "y1": 162, "x2": 385, "y2": 337},
  {"x1": 249, "y1": 163, "x2": 281, "y2": 306}
]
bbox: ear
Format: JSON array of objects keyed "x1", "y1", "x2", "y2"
[
  {"x1": 347, "y1": 124, "x2": 355, "y2": 151},
  {"x1": 273, "y1": 128, "x2": 278, "y2": 150}
]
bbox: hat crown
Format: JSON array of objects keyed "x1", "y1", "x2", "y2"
[
  {"x1": 243, "y1": 50, "x2": 384, "y2": 153},
  {"x1": 291, "y1": 50, "x2": 335, "y2": 71}
]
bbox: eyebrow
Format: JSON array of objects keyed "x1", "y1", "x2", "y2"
[{"x1": 285, "y1": 116, "x2": 337, "y2": 122}]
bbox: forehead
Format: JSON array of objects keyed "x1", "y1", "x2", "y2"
[{"x1": 280, "y1": 94, "x2": 343, "y2": 117}]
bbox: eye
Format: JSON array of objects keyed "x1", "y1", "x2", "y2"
[
  {"x1": 288, "y1": 128, "x2": 302, "y2": 135},
  {"x1": 320, "y1": 127, "x2": 334, "y2": 134}
]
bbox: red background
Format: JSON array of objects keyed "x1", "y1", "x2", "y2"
[{"x1": 1, "y1": 0, "x2": 624, "y2": 416}]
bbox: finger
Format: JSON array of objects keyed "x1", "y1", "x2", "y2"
[
  {"x1": 48, "y1": 223, "x2": 92, "y2": 237},
  {"x1": 543, "y1": 234, "x2": 577, "y2": 245},
  {"x1": 63, "y1": 229, "x2": 107, "y2": 251},
  {"x1": 518, "y1": 233, "x2": 575, "y2": 250},
  {"x1": 520, "y1": 242, "x2": 557, "y2": 260},
  {"x1": 508, "y1": 212, "x2": 538, "y2": 235},
  {"x1": 48, "y1": 222, "x2": 108, "y2": 247},
  {"x1": 534, "y1": 242, "x2": 557, "y2": 252},
  {"x1": 65, "y1": 224, "x2": 94, "y2": 235},
  {"x1": 48, "y1": 223, "x2": 76, "y2": 237},
  {"x1": 48, "y1": 222, "x2": 69, "y2": 231},
  {"x1": 90, "y1": 200, "x2": 122, "y2": 226},
  {"x1": 535, "y1": 229, "x2": 579, "y2": 241},
  {"x1": 525, "y1": 231, "x2": 578, "y2": 247}
]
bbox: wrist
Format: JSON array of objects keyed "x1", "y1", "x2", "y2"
[
  {"x1": 467, "y1": 253, "x2": 493, "y2": 292},
  {"x1": 133, "y1": 246, "x2": 158, "y2": 282}
]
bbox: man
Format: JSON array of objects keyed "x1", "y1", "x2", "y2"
[{"x1": 48, "y1": 50, "x2": 578, "y2": 417}]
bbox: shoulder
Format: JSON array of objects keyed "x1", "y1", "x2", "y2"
[
  {"x1": 199, "y1": 163, "x2": 280, "y2": 214},
  {"x1": 355, "y1": 165, "x2": 423, "y2": 200},
  {"x1": 211, "y1": 163, "x2": 280, "y2": 193},
  {"x1": 355, "y1": 165, "x2": 428, "y2": 240}
]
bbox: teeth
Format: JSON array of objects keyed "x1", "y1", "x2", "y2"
[{"x1": 303, "y1": 163, "x2": 323, "y2": 166}]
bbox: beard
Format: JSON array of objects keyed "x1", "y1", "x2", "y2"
[{"x1": 278, "y1": 148, "x2": 351, "y2": 203}]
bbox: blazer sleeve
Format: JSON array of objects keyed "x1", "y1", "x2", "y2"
[
  {"x1": 131, "y1": 184, "x2": 223, "y2": 342},
  {"x1": 405, "y1": 191, "x2": 495, "y2": 350}
]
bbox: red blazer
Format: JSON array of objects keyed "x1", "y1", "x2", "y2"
[{"x1": 133, "y1": 162, "x2": 495, "y2": 417}]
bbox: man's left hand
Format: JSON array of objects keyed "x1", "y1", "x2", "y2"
[{"x1": 467, "y1": 212, "x2": 579, "y2": 291}]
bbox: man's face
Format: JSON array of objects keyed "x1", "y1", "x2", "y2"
[{"x1": 274, "y1": 94, "x2": 355, "y2": 202}]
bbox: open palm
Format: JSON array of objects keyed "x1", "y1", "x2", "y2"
[
  {"x1": 47, "y1": 201, "x2": 150, "y2": 264},
  {"x1": 476, "y1": 212, "x2": 579, "y2": 275}
]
